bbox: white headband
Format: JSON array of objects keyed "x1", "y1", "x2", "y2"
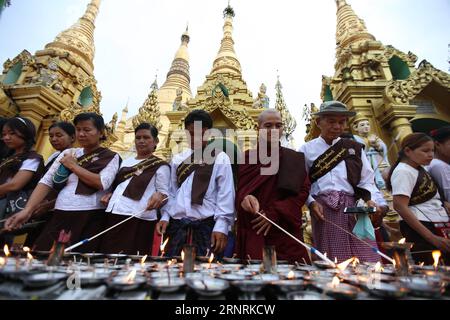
[{"x1": 16, "y1": 117, "x2": 27, "y2": 126}]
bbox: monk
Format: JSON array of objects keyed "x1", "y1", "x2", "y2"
[{"x1": 235, "y1": 110, "x2": 311, "y2": 264}]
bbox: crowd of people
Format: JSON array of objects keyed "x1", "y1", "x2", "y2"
[{"x1": 0, "y1": 101, "x2": 448, "y2": 265}]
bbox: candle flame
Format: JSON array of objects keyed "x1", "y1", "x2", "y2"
[
  {"x1": 334, "y1": 257, "x2": 338, "y2": 264},
  {"x1": 337, "y1": 257, "x2": 354, "y2": 272},
  {"x1": 3, "y1": 244, "x2": 10, "y2": 257},
  {"x1": 208, "y1": 253, "x2": 215, "y2": 269},
  {"x1": 352, "y1": 258, "x2": 360, "y2": 268},
  {"x1": 287, "y1": 270, "x2": 295, "y2": 280},
  {"x1": 125, "y1": 269, "x2": 137, "y2": 283},
  {"x1": 393, "y1": 259, "x2": 396, "y2": 268},
  {"x1": 181, "y1": 250, "x2": 185, "y2": 262},
  {"x1": 419, "y1": 262, "x2": 425, "y2": 267},
  {"x1": 167, "y1": 260, "x2": 173, "y2": 267},
  {"x1": 140, "y1": 255, "x2": 148, "y2": 266},
  {"x1": 27, "y1": 253, "x2": 33, "y2": 261},
  {"x1": 398, "y1": 238, "x2": 406, "y2": 244},
  {"x1": 23, "y1": 247, "x2": 30, "y2": 253},
  {"x1": 331, "y1": 276, "x2": 340, "y2": 289},
  {"x1": 160, "y1": 238, "x2": 169, "y2": 252},
  {"x1": 374, "y1": 261, "x2": 383, "y2": 273},
  {"x1": 324, "y1": 252, "x2": 327, "y2": 258},
  {"x1": 432, "y1": 251, "x2": 441, "y2": 268}
]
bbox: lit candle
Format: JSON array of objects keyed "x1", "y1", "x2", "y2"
[
  {"x1": 160, "y1": 238, "x2": 169, "y2": 257},
  {"x1": 208, "y1": 253, "x2": 215, "y2": 269},
  {"x1": 432, "y1": 251, "x2": 441, "y2": 270}
]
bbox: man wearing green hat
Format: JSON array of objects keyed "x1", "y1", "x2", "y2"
[{"x1": 299, "y1": 101, "x2": 382, "y2": 263}]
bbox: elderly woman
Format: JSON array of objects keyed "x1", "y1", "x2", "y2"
[{"x1": 5, "y1": 113, "x2": 120, "y2": 252}]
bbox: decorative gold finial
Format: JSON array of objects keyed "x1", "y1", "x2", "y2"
[
  {"x1": 275, "y1": 75, "x2": 296, "y2": 138},
  {"x1": 45, "y1": 0, "x2": 102, "y2": 72}
]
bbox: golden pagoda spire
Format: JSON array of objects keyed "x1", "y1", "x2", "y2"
[
  {"x1": 45, "y1": 0, "x2": 101, "y2": 73},
  {"x1": 275, "y1": 75, "x2": 296, "y2": 138},
  {"x1": 210, "y1": 2, "x2": 242, "y2": 75},
  {"x1": 161, "y1": 25, "x2": 192, "y2": 95},
  {"x1": 133, "y1": 77, "x2": 161, "y2": 130},
  {"x1": 335, "y1": 0, "x2": 375, "y2": 50}
]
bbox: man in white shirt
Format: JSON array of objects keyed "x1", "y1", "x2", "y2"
[
  {"x1": 156, "y1": 110, "x2": 235, "y2": 257},
  {"x1": 299, "y1": 101, "x2": 383, "y2": 263}
]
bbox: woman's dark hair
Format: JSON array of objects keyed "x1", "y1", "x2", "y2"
[
  {"x1": 3, "y1": 117, "x2": 37, "y2": 153},
  {"x1": 430, "y1": 126, "x2": 450, "y2": 144},
  {"x1": 0, "y1": 117, "x2": 10, "y2": 160},
  {"x1": 49, "y1": 121, "x2": 76, "y2": 138},
  {"x1": 74, "y1": 113, "x2": 105, "y2": 131},
  {"x1": 386, "y1": 133, "x2": 433, "y2": 191},
  {"x1": 135, "y1": 122, "x2": 159, "y2": 140},
  {"x1": 184, "y1": 110, "x2": 213, "y2": 129}
]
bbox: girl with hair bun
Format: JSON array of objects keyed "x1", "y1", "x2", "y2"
[{"x1": 388, "y1": 133, "x2": 450, "y2": 265}]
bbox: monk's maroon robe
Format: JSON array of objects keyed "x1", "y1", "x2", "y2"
[{"x1": 235, "y1": 146, "x2": 311, "y2": 264}]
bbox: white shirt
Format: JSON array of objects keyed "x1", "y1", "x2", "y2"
[
  {"x1": 160, "y1": 149, "x2": 236, "y2": 235},
  {"x1": 428, "y1": 159, "x2": 450, "y2": 202},
  {"x1": 20, "y1": 159, "x2": 40, "y2": 172},
  {"x1": 299, "y1": 136, "x2": 380, "y2": 206},
  {"x1": 40, "y1": 148, "x2": 120, "y2": 211},
  {"x1": 106, "y1": 157, "x2": 170, "y2": 221},
  {"x1": 391, "y1": 162, "x2": 449, "y2": 223},
  {"x1": 5, "y1": 157, "x2": 41, "y2": 183}
]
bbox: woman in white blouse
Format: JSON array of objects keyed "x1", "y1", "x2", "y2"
[
  {"x1": 0, "y1": 117, "x2": 44, "y2": 245},
  {"x1": 99, "y1": 123, "x2": 169, "y2": 255},
  {"x1": 387, "y1": 133, "x2": 450, "y2": 265},
  {"x1": 5, "y1": 113, "x2": 121, "y2": 252},
  {"x1": 24, "y1": 121, "x2": 76, "y2": 247}
]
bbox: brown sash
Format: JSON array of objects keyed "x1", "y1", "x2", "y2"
[
  {"x1": 310, "y1": 138, "x2": 371, "y2": 201},
  {"x1": 75, "y1": 148, "x2": 119, "y2": 195},
  {"x1": 410, "y1": 167, "x2": 439, "y2": 206},
  {"x1": 0, "y1": 151, "x2": 44, "y2": 190},
  {"x1": 176, "y1": 149, "x2": 218, "y2": 205},
  {"x1": 112, "y1": 155, "x2": 168, "y2": 201}
]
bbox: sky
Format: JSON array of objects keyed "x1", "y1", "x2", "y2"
[{"x1": 1, "y1": 0, "x2": 449, "y2": 146}]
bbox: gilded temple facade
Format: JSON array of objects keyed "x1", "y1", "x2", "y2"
[
  {"x1": 111, "y1": 4, "x2": 297, "y2": 160},
  {"x1": 305, "y1": 0, "x2": 450, "y2": 164},
  {"x1": 1, "y1": 0, "x2": 448, "y2": 163},
  {"x1": 0, "y1": 0, "x2": 117, "y2": 160}
]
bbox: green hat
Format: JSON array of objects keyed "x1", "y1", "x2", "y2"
[{"x1": 313, "y1": 101, "x2": 357, "y2": 117}]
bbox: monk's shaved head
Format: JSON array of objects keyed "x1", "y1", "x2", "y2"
[{"x1": 258, "y1": 109, "x2": 282, "y2": 126}]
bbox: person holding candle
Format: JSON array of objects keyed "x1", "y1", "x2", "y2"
[
  {"x1": 155, "y1": 110, "x2": 235, "y2": 257},
  {"x1": 235, "y1": 109, "x2": 311, "y2": 264},
  {"x1": 99, "y1": 123, "x2": 170, "y2": 255},
  {"x1": 23, "y1": 121, "x2": 76, "y2": 247},
  {"x1": 299, "y1": 101, "x2": 383, "y2": 263},
  {"x1": 0, "y1": 117, "x2": 44, "y2": 245},
  {"x1": 387, "y1": 133, "x2": 450, "y2": 265},
  {"x1": 5, "y1": 113, "x2": 121, "y2": 253}
]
